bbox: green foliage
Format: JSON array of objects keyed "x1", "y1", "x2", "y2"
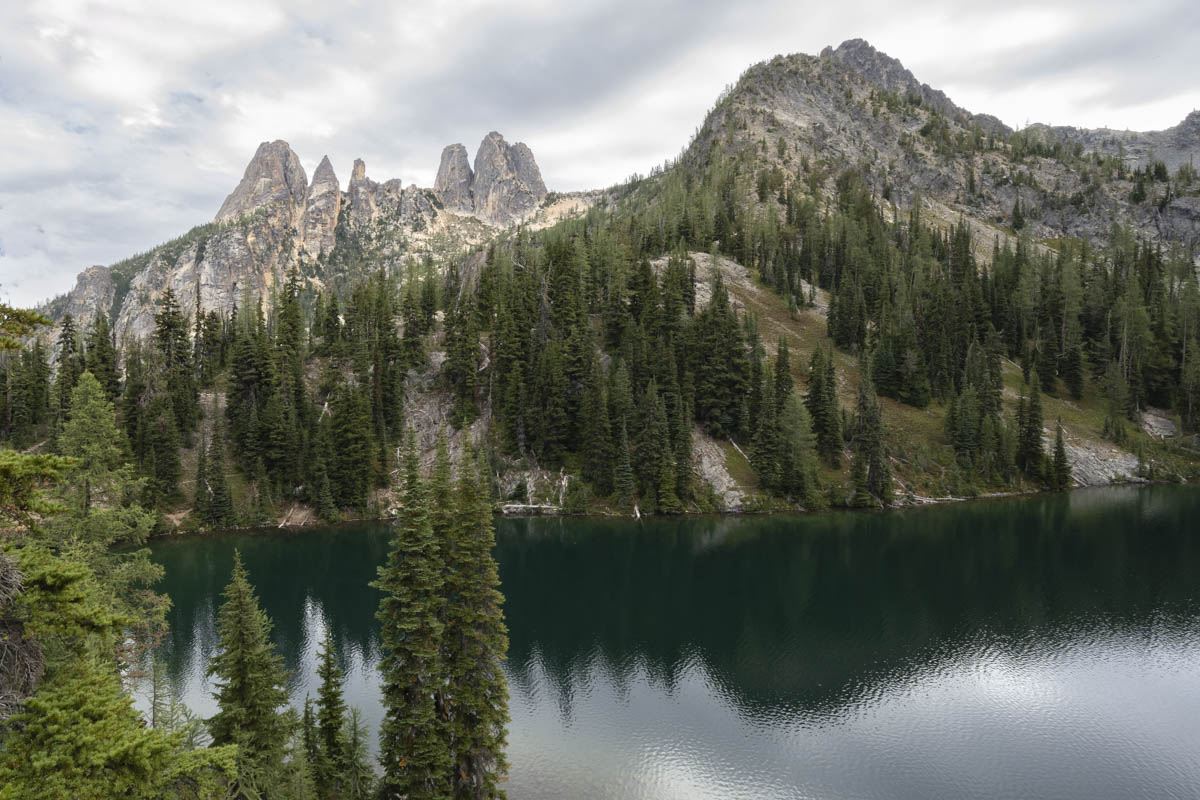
[
  {"x1": 0, "y1": 305, "x2": 50, "y2": 351},
  {"x1": 849, "y1": 366, "x2": 891, "y2": 506},
  {"x1": 1052, "y1": 419, "x2": 1072, "y2": 490},
  {"x1": 0, "y1": 658, "x2": 234, "y2": 800},
  {"x1": 372, "y1": 433, "x2": 451, "y2": 800},
  {"x1": 444, "y1": 445, "x2": 510, "y2": 798},
  {"x1": 1016, "y1": 379, "x2": 1046, "y2": 483},
  {"x1": 342, "y1": 708, "x2": 375, "y2": 800},
  {"x1": 314, "y1": 630, "x2": 349, "y2": 799},
  {"x1": 0, "y1": 450, "x2": 72, "y2": 528},
  {"x1": 207, "y1": 551, "x2": 291, "y2": 797}
]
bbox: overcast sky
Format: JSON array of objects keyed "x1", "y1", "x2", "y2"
[{"x1": 2, "y1": 0, "x2": 1198, "y2": 307}]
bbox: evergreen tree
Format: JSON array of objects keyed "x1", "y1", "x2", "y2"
[
  {"x1": 1016, "y1": 378, "x2": 1046, "y2": 481},
  {"x1": 194, "y1": 433, "x2": 210, "y2": 523},
  {"x1": 203, "y1": 422, "x2": 235, "y2": 529},
  {"x1": 806, "y1": 346, "x2": 842, "y2": 467},
  {"x1": 302, "y1": 698, "x2": 320, "y2": 780},
  {"x1": 328, "y1": 381, "x2": 375, "y2": 509},
  {"x1": 314, "y1": 630, "x2": 349, "y2": 799},
  {"x1": 613, "y1": 421, "x2": 635, "y2": 512},
  {"x1": 145, "y1": 392, "x2": 182, "y2": 505},
  {"x1": 773, "y1": 336, "x2": 793, "y2": 413},
  {"x1": 850, "y1": 366, "x2": 892, "y2": 507},
  {"x1": 0, "y1": 658, "x2": 235, "y2": 800},
  {"x1": 55, "y1": 313, "x2": 83, "y2": 421},
  {"x1": 58, "y1": 371, "x2": 128, "y2": 514},
  {"x1": 207, "y1": 551, "x2": 291, "y2": 798},
  {"x1": 343, "y1": 708, "x2": 375, "y2": 800},
  {"x1": 1052, "y1": 419, "x2": 1071, "y2": 491},
  {"x1": 581, "y1": 360, "x2": 614, "y2": 495},
  {"x1": 372, "y1": 433, "x2": 451, "y2": 800},
  {"x1": 153, "y1": 287, "x2": 198, "y2": 438},
  {"x1": 445, "y1": 446, "x2": 511, "y2": 798},
  {"x1": 777, "y1": 393, "x2": 818, "y2": 503}
]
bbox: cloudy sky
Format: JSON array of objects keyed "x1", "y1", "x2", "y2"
[{"x1": 2, "y1": 0, "x2": 1198, "y2": 307}]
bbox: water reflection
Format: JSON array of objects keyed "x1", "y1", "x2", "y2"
[{"x1": 146, "y1": 486, "x2": 1200, "y2": 799}]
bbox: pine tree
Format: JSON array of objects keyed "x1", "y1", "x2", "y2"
[
  {"x1": 850, "y1": 365, "x2": 892, "y2": 507},
  {"x1": 773, "y1": 336, "x2": 793, "y2": 413},
  {"x1": 58, "y1": 371, "x2": 127, "y2": 514},
  {"x1": 581, "y1": 361, "x2": 614, "y2": 495},
  {"x1": 343, "y1": 708, "x2": 375, "y2": 800},
  {"x1": 314, "y1": 630, "x2": 349, "y2": 799},
  {"x1": 445, "y1": 445, "x2": 510, "y2": 798},
  {"x1": 194, "y1": 434, "x2": 210, "y2": 524},
  {"x1": 204, "y1": 422, "x2": 235, "y2": 529},
  {"x1": 806, "y1": 346, "x2": 842, "y2": 467},
  {"x1": 207, "y1": 551, "x2": 291, "y2": 798},
  {"x1": 302, "y1": 697, "x2": 320, "y2": 778},
  {"x1": 1016, "y1": 377, "x2": 1046, "y2": 481},
  {"x1": 329, "y1": 381, "x2": 375, "y2": 509},
  {"x1": 145, "y1": 392, "x2": 181, "y2": 505},
  {"x1": 372, "y1": 433, "x2": 451, "y2": 800},
  {"x1": 1052, "y1": 419, "x2": 1071, "y2": 490},
  {"x1": 613, "y1": 421, "x2": 635, "y2": 512},
  {"x1": 0, "y1": 657, "x2": 236, "y2": 800},
  {"x1": 153, "y1": 287, "x2": 198, "y2": 438},
  {"x1": 55, "y1": 313, "x2": 83, "y2": 422},
  {"x1": 778, "y1": 393, "x2": 818, "y2": 503}
]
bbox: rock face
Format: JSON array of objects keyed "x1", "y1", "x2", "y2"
[
  {"x1": 434, "y1": 144, "x2": 474, "y2": 212},
  {"x1": 302, "y1": 156, "x2": 340, "y2": 258},
  {"x1": 59, "y1": 265, "x2": 116, "y2": 326},
  {"x1": 215, "y1": 140, "x2": 308, "y2": 223},
  {"x1": 821, "y1": 39, "x2": 1008, "y2": 136},
  {"x1": 346, "y1": 159, "x2": 378, "y2": 229},
  {"x1": 471, "y1": 132, "x2": 548, "y2": 225},
  {"x1": 430, "y1": 133, "x2": 548, "y2": 225}
]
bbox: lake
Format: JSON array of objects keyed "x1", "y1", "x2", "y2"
[{"x1": 144, "y1": 485, "x2": 1200, "y2": 799}]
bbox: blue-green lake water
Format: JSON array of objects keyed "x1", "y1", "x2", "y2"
[{"x1": 145, "y1": 485, "x2": 1200, "y2": 799}]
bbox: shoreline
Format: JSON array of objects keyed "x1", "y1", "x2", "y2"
[{"x1": 152, "y1": 476, "x2": 1191, "y2": 539}]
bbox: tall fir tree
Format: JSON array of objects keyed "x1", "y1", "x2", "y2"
[
  {"x1": 372, "y1": 433, "x2": 451, "y2": 800},
  {"x1": 314, "y1": 630, "x2": 349, "y2": 799},
  {"x1": 445, "y1": 445, "x2": 511, "y2": 798},
  {"x1": 207, "y1": 551, "x2": 291, "y2": 799},
  {"x1": 850, "y1": 365, "x2": 892, "y2": 507},
  {"x1": 1052, "y1": 419, "x2": 1072, "y2": 490}
]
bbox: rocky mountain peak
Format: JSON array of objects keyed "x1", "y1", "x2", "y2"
[
  {"x1": 302, "y1": 155, "x2": 340, "y2": 257},
  {"x1": 470, "y1": 131, "x2": 548, "y2": 225},
  {"x1": 434, "y1": 143, "x2": 474, "y2": 213},
  {"x1": 822, "y1": 39, "x2": 958, "y2": 119},
  {"x1": 347, "y1": 158, "x2": 378, "y2": 228},
  {"x1": 1177, "y1": 110, "x2": 1200, "y2": 139},
  {"x1": 215, "y1": 140, "x2": 308, "y2": 223}
]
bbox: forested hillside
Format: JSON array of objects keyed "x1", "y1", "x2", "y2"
[{"x1": 6, "y1": 40, "x2": 1200, "y2": 528}]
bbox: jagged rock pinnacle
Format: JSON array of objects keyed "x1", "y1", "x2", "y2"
[
  {"x1": 302, "y1": 155, "x2": 340, "y2": 258},
  {"x1": 434, "y1": 143, "x2": 474, "y2": 213},
  {"x1": 215, "y1": 140, "x2": 308, "y2": 223}
]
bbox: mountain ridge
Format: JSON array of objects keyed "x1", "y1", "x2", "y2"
[{"x1": 39, "y1": 38, "x2": 1200, "y2": 342}]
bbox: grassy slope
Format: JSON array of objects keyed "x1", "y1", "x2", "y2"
[{"x1": 705, "y1": 250, "x2": 1197, "y2": 503}]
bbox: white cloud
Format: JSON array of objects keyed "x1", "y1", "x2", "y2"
[{"x1": 0, "y1": 0, "x2": 1196, "y2": 307}]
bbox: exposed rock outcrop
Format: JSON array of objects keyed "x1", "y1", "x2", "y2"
[
  {"x1": 821, "y1": 39, "x2": 1008, "y2": 136},
  {"x1": 470, "y1": 132, "x2": 548, "y2": 225},
  {"x1": 59, "y1": 265, "x2": 116, "y2": 326},
  {"x1": 434, "y1": 144, "x2": 474, "y2": 212},
  {"x1": 302, "y1": 156, "x2": 340, "y2": 258},
  {"x1": 214, "y1": 140, "x2": 308, "y2": 224},
  {"x1": 346, "y1": 158, "x2": 378, "y2": 229}
]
